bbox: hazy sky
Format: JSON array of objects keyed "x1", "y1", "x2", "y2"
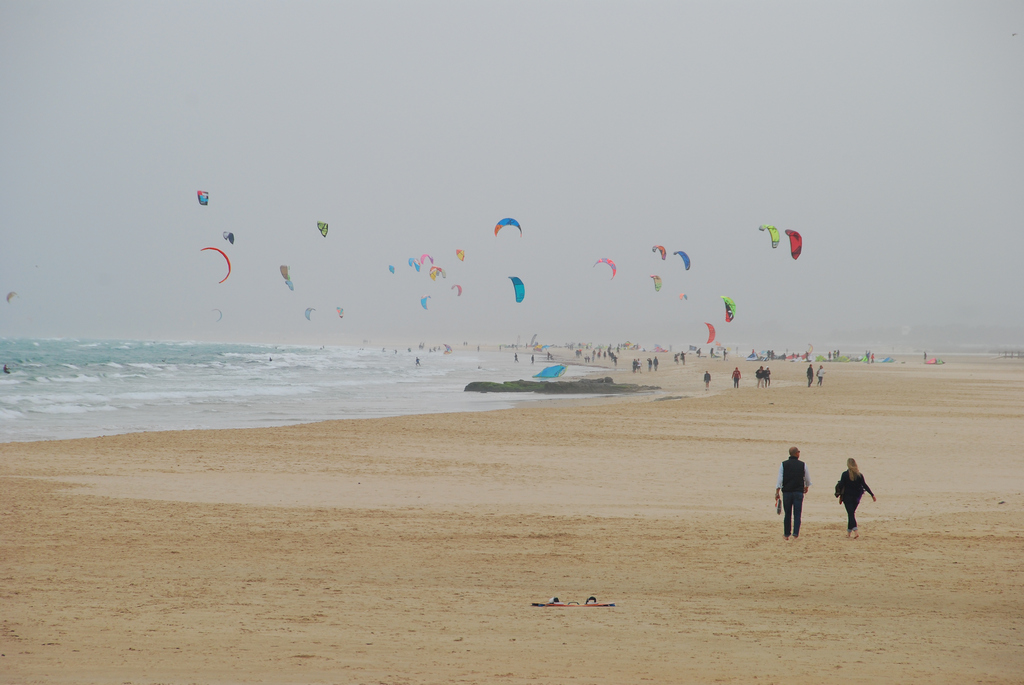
[{"x1": 2, "y1": 1, "x2": 1022, "y2": 349}]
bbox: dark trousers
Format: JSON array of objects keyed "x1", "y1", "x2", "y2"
[
  {"x1": 844, "y1": 497, "x2": 860, "y2": 530},
  {"x1": 783, "y1": 492, "x2": 804, "y2": 537}
]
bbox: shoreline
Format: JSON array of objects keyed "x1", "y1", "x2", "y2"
[{"x1": 2, "y1": 356, "x2": 1022, "y2": 683}]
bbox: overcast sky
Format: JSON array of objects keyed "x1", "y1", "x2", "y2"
[{"x1": 1, "y1": 1, "x2": 1021, "y2": 349}]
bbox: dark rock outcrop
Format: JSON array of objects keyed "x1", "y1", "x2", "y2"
[{"x1": 464, "y1": 377, "x2": 659, "y2": 394}]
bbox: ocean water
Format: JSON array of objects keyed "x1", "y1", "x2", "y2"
[{"x1": 0, "y1": 339, "x2": 585, "y2": 443}]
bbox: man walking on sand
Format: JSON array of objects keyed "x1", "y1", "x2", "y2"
[
  {"x1": 806, "y1": 363, "x2": 814, "y2": 387},
  {"x1": 732, "y1": 366, "x2": 741, "y2": 388},
  {"x1": 775, "y1": 447, "x2": 811, "y2": 540},
  {"x1": 704, "y1": 370, "x2": 711, "y2": 390}
]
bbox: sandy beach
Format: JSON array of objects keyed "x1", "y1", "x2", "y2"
[{"x1": 2, "y1": 354, "x2": 1022, "y2": 684}]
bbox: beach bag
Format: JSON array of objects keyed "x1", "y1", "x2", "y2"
[{"x1": 834, "y1": 479, "x2": 844, "y2": 499}]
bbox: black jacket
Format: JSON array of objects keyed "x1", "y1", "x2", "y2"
[{"x1": 839, "y1": 471, "x2": 874, "y2": 502}]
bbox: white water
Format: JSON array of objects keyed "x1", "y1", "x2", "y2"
[{"x1": 0, "y1": 339, "x2": 586, "y2": 443}]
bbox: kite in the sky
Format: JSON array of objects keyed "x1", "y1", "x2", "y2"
[
  {"x1": 197, "y1": 191, "x2": 208, "y2": 206},
  {"x1": 6, "y1": 292, "x2": 16, "y2": 303},
  {"x1": 201, "y1": 247, "x2": 231, "y2": 283},
  {"x1": 785, "y1": 229, "x2": 802, "y2": 259},
  {"x1": 705, "y1": 322, "x2": 716, "y2": 345},
  {"x1": 421, "y1": 295, "x2": 431, "y2": 310},
  {"x1": 759, "y1": 225, "x2": 780, "y2": 248},
  {"x1": 650, "y1": 275, "x2": 662, "y2": 292},
  {"x1": 317, "y1": 222, "x2": 328, "y2": 237},
  {"x1": 389, "y1": 265, "x2": 395, "y2": 274},
  {"x1": 420, "y1": 254, "x2": 433, "y2": 266},
  {"x1": 428, "y1": 266, "x2": 446, "y2": 281},
  {"x1": 679, "y1": 293, "x2": 687, "y2": 300},
  {"x1": 337, "y1": 307, "x2": 344, "y2": 318},
  {"x1": 223, "y1": 231, "x2": 234, "y2": 244},
  {"x1": 594, "y1": 258, "x2": 617, "y2": 279},
  {"x1": 408, "y1": 258, "x2": 421, "y2": 272},
  {"x1": 509, "y1": 276, "x2": 525, "y2": 303},
  {"x1": 652, "y1": 245, "x2": 666, "y2": 260},
  {"x1": 456, "y1": 249, "x2": 465, "y2": 261},
  {"x1": 212, "y1": 309, "x2": 223, "y2": 322},
  {"x1": 452, "y1": 284, "x2": 462, "y2": 296},
  {"x1": 305, "y1": 307, "x2": 315, "y2": 320},
  {"x1": 722, "y1": 296, "x2": 736, "y2": 322},
  {"x1": 673, "y1": 251, "x2": 690, "y2": 270},
  {"x1": 280, "y1": 265, "x2": 294, "y2": 291},
  {"x1": 495, "y1": 218, "x2": 522, "y2": 237}
]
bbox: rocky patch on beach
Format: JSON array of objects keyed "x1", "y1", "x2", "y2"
[{"x1": 464, "y1": 377, "x2": 659, "y2": 394}]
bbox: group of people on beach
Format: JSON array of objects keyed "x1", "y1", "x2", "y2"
[
  {"x1": 631, "y1": 357, "x2": 660, "y2": 373},
  {"x1": 775, "y1": 447, "x2": 876, "y2": 539}
]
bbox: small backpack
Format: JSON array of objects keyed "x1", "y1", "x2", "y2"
[{"x1": 834, "y1": 478, "x2": 844, "y2": 499}]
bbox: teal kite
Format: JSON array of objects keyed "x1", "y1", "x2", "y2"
[{"x1": 509, "y1": 277, "x2": 525, "y2": 303}]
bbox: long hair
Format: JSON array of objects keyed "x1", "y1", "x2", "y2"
[{"x1": 847, "y1": 458, "x2": 861, "y2": 481}]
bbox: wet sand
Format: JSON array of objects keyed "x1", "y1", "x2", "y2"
[{"x1": 2, "y1": 355, "x2": 1022, "y2": 684}]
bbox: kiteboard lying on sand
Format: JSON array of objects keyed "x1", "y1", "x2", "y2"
[{"x1": 532, "y1": 596, "x2": 615, "y2": 607}]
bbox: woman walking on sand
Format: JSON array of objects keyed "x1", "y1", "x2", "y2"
[{"x1": 837, "y1": 458, "x2": 876, "y2": 538}]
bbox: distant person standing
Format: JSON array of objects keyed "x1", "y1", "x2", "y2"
[
  {"x1": 653, "y1": 357, "x2": 659, "y2": 371},
  {"x1": 704, "y1": 370, "x2": 711, "y2": 390},
  {"x1": 764, "y1": 367, "x2": 771, "y2": 387},
  {"x1": 756, "y1": 366, "x2": 765, "y2": 388},
  {"x1": 514, "y1": 353, "x2": 519, "y2": 362},
  {"x1": 817, "y1": 365, "x2": 825, "y2": 386},
  {"x1": 837, "y1": 458, "x2": 875, "y2": 539},
  {"x1": 775, "y1": 447, "x2": 811, "y2": 540},
  {"x1": 732, "y1": 367, "x2": 741, "y2": 388},
  {"x1": 531, "y1": 354, "x2": 535, "y2": 364},
  {"x1": 807, "y1": 363, "x2": 814, "y2": 387}
]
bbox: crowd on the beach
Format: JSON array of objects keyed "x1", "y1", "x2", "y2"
[{"x1": 631, "y1": 357, "x2": 662, "y2": 373}]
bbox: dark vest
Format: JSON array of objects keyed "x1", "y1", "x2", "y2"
[{"x1": 781, "y1": 457, "x2": 806, "y2": 492}]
